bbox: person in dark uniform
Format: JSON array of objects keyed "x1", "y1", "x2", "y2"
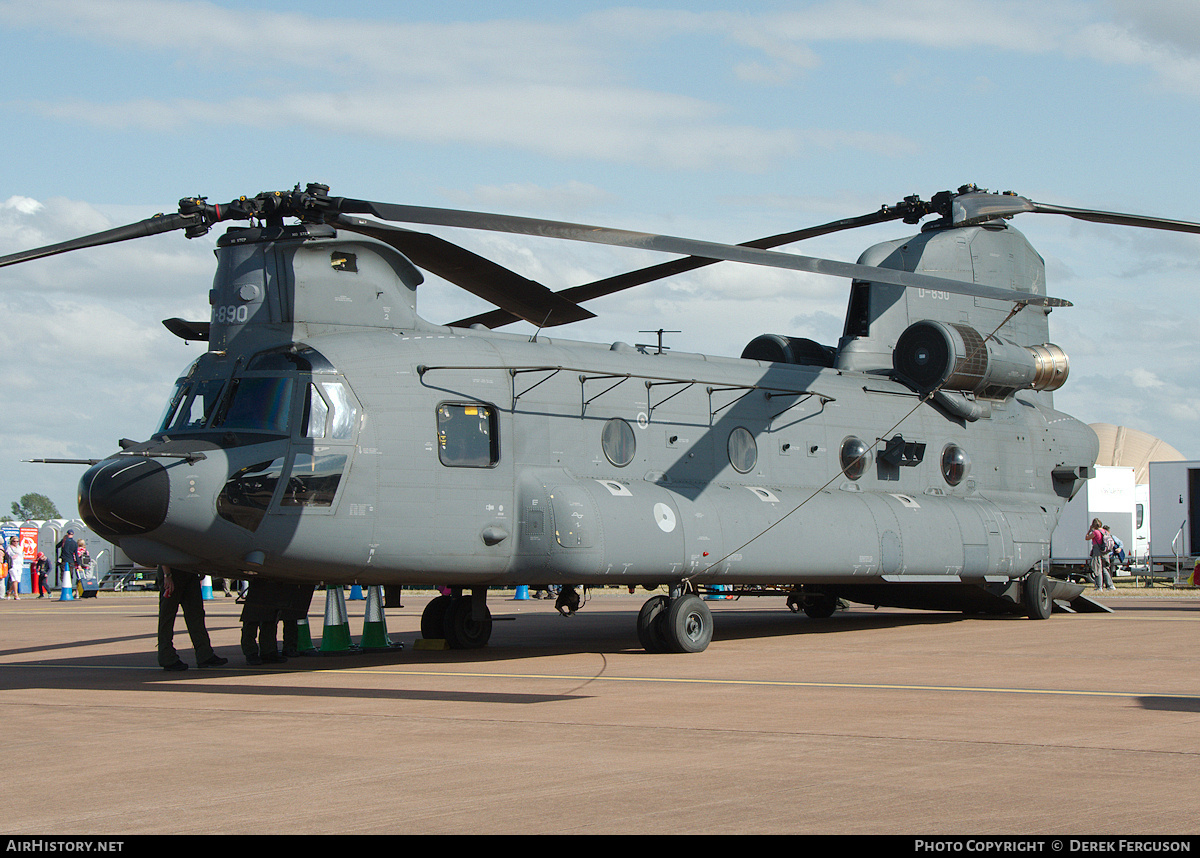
[
  {"x1": 57, "y1": 529, "x2": 78, "y2": 585},
  {"x1": 281, "y1": 582, "x2": 316, "y2": 657},
  {"x1": 157, "y1": 566, "x2": 227, "y2": 671},
  {"x1": 240, "y1": 579, "x2": 294, "y2": 665}
]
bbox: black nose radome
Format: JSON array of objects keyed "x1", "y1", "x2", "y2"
[{"x1": 79, "y1": 457, "x2": 170, "y2": 538}]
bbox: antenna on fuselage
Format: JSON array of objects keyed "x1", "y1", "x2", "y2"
[{"x1": 637, "y1": 329, "x2": 680, "y2": 354}]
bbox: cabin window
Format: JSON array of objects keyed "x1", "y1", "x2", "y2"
[
  {"x1": 601, "y1": 418, "x2": 636, "y2": 467},
  {"x1": 941, "y1": 444, "x2": 970, "y2": 487},
  {"x1": 840, "y1": 436, "x2": 871, "y2": 480},
  {"x1": 728, "y1": 427, "x2": 758, "y2": 474},
  {"x1": 438, "y1": 403, "x2": 500, "y2": 467}
]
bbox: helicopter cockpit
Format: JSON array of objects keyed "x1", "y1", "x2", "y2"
[
  {"x1": 156, "y1": 346, "x2": 356, "y2": 440},
  {"x1": 142, "y1": 345, "x2": 362, "y2": 534}
]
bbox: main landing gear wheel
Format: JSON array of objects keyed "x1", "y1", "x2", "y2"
[
  {"x1": 636, "y1": 594, "x2": 671, "y2": 652},
  {"x1": 421, "y1": 594, "x2": 453, "y2": 640},
  {"x1": 801, "y1": 595, "x2": 840, "y2": 619},
  {"x1": 445, "y1": 595, "x2": 492, "y2": 649},
  {"x1": 788, "y1": 591, "x2": 837, "y2": 619},
  {"x1": 637, "y1": 593, "x2": 713, "y2": 653},
  {"x1": 1022, "y1": 570, "x2": 1053, "y2": 620},
  {"x1": 665, "y1": 594, "x2": 713, "y2": 653},
  {"x1": 421, "y1": 593, "x2": 493, "y2": 648}
]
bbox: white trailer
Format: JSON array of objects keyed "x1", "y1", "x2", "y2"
[
  {"x1": 1148, "y1": 460, "x2": 1200, "y2": 576},
  {"x1": 1051, "y1": 465, "x2": 1136, "y2": 566}
]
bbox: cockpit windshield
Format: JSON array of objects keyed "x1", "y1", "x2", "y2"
[
  {"x1": 156, "y1": 347, "x2": 356, "y2": 440},
  {"x1": 157, "y1": 375, "x2": 293, "y2": 436},
  {"x1": 159, "y1": 378, "x2": 227, "y2": 433},
  {"x1": 212, "y1": 377, "x2": 294, "y2": 434}
]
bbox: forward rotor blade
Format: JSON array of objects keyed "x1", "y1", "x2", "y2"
[
  {"x1": 454, "y1": 206, "x2": 918, "y2": 328},
  {"x1": 0, "y1": 212, "x2": 193, "y2": 269},
  {"x1": 332, "y1": 198, "x2": 1070, "y2": 308},
  {"x1": 334, "y1": 216, "x2": 595, "y2": 326}
]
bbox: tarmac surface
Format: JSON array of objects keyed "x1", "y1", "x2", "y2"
[{"x1": 2, "y1": 585, "x2": 1199, "y2": 836}]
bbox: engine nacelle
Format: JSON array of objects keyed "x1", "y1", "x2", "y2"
[
  {"x1": 741, "y1": 334, "x2": 835, "y2": 367},
  {"x1": 892, "y1": 320, "x2": 1068, "y2": 397}
]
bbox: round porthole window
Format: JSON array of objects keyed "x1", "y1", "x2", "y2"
[
  {"x1": 601, "y1": 418, "x2": 636, "y2": 467},
  {"x1": 941, "y1": 444, "x2": 970, "y2": 486},
  {"x1": 840, "y1": 436, "x2": 871, "y2": 480},
  {"x1": 728, "y1": 426, "x2": 757, "y2": 474}
]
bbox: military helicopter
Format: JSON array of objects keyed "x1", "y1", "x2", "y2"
[{"x1": 6, "y1": 183, "x2": 1199, "y2": 653}]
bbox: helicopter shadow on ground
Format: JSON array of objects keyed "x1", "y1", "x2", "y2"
[
  {"x1": 1098, "y1": 597, "x2": 1200, "y2": 612},
  {"x1": 418, "y1": 602, "x2": 978, "y2": 661},
  {"x1": 0, "y1": 604, "x2": 975, "y2": 708},
  {"x1": 1136, "y1": 695, "x2": 1200, "y2": 713},
  {"x1": 0, "y1": 646, "x2": 591, "y2": 705},
  {"x1": 0, "y1": 619, "x2": 244, "y2": 661}
]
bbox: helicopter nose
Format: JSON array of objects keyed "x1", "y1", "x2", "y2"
[{"x1": 78, "y1": 457, "x2": 170, "y2": 538}]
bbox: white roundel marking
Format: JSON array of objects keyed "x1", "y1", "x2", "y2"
[{"x1": 654, "y1": 502, "x2": 677, "y2": 533}]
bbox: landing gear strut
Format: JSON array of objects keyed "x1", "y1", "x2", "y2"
[{"x1": 636, "y1": 588, "x2": 713, "y2": 653}]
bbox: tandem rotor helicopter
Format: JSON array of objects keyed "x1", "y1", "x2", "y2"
[{"x1": 5, "y1": 182, "x2": 1199, "y2": 653}]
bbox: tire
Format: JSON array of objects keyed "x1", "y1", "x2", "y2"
[
  {"x1": 1023, "y1": 571, "x2": 1053, "y2": 620},
  {"x1": 420, "y1": 594, "x2": 453, "y2": 640},
  {"x1": 444, "y1": 595, "x2": 492, "y2": 649},
  {"x1": 664, "y1": 594, "x2": 713, "y2": 653},
  {"x1": 637, "y1": 595, "x2": 671, "y2": 652},
  {"x1": 802, "y1": 592, "x2": 837, "y2": 619}
]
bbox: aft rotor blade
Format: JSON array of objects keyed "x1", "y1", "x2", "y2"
[
  {"x1": 332, "y1": 198, "x2": 1070, "y2": 308},
  {"x1": 0, "y1": 212, "x2": 194, "y2": 269},
  {"x1": 335, "y1": 216, "x2": 595, "y2": 326},
  {"x1": 949, "y1": 192, "x2": 1200, "y2": 235},
  {"x1": 454, "y1": 206, "x2": 917, "y2": 328},
  {"x1": 1028, "y1": 201, "x2": 1200, "y2": 234}
]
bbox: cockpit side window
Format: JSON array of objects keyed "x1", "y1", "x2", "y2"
[
  {"x1": 302, "y1": 383, "x2": 329, "y2": 439},
  {"x1": 300, "y1": 380, "x2": 358, "y2": 440},
  {"x1": 323, "y1": 382, "x2": 357, "y2": 439},
  {"x1": 217, "y1": 457, "x2": 286, "y2": 532},
  {"x1": 280, "y1": 453, "x2": 348, "y2": 508}
]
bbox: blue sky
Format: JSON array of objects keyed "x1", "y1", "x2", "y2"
[{"x1": 2, "y1": 0, "x2": 1199, "y2": 514}]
